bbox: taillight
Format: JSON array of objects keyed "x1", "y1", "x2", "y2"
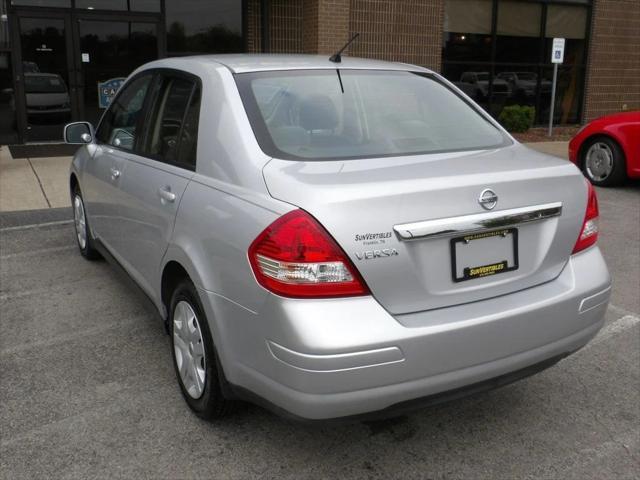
[
  {"x1": 248, "y1": 210, "x2": 369, "y2": 298},
  {"x1": 572, "y1": 181, "x2": 599, "y2": 254}
]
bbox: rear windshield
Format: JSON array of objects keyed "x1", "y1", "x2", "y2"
[{"x1": 235, "y1": 69, "x2": 509, "y2": 161}]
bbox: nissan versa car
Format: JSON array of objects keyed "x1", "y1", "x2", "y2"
[{"x1": 64, "y1": 55, "x2": 611, "y2": 421}]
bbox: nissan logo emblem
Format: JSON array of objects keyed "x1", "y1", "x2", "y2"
[{"x1": 478, "y1": 188, "x2": 498, "y2": 210}]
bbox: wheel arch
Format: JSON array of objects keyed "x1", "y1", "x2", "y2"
[
  {"x1": 161, "y1": 261, "x2": 191, "y2": 314},
  {"x1": 159, "y1": 246, "x2": 209, "y2": 320},
  {"x1": 159, "y1": 249, "x2": 238, "y2": 384},
  {"x1": 70, "y1": 172, "x2": 79, "y2": 194}
]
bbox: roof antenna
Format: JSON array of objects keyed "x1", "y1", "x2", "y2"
[{"x1": 329, "y1": 33, "x2": 360, "y2": 63}]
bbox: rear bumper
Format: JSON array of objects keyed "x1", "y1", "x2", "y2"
[
  {"x1": 230, "y1": 351, "x2": 573, "y2": 423},
  {"x1": 202, "y1": 246, "x2": 610, "y2": 420}
]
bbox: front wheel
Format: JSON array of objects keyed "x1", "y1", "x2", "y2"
[
  {"x1": 169, "y1": 279, "x2": 235, "y2": 420},
  {"x1": 72, "y1": 186, "x2": 101, "y2": 260},
  {"x1": 581, "y1": 137, "x2": 627, "y2": 187}
]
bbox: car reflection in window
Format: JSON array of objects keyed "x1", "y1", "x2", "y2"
[{"x1": 14, "y1": 73, "x2": 72, "y2": 125}]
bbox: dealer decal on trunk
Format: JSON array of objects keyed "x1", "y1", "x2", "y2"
[{"x1": 354, "y1": 231, "x2": 398, "y2": 260}]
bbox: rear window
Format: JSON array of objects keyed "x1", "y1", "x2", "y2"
[{"x1": 235, "y1": 69, "x2": 509, "y2": 161}]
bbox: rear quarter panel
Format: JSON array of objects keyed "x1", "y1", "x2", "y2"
[
  {"x1": 164, "y1": 177, "x2": 293, "y2": 381},
  {"x1": 165, "y1": 176, "x2": 291, "y2": 313}
]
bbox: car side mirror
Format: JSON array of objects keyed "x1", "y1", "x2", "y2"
[{"x1": 64, "y1": 121, "x2": 95, "y2": 144}]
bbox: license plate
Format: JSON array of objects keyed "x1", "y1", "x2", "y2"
[{"x1": 451, "y1": 228, "x2": 519, "y2": 282}]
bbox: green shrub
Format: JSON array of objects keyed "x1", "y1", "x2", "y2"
[{"x1": 498, "y1": 105, "x2": 535, "y2": 133}]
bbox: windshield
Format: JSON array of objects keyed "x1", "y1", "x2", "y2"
[
  {"x1": 516, "y1": 73, "x2": 537, "y2": 80},
  {"x1": 236, "y1": 70, "x2": 509, "y2": 161},
  {"x1": 24, "y1": 75, "x2": 68, "y2": 94}
]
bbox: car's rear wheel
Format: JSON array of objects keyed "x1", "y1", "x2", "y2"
[
  {"x1": 72, "y1": 186, "x2": 100, "y2": 260},
  {"x1": 581, "y1": 136, "x2": 626, "y2": 187},
  {"x1": 169, "y1": 279, "x2": 235, "y2": 419}
]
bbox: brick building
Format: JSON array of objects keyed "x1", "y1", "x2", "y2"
[{"x1": 1, "y1": 0, "x2": 638, "y2": 144}]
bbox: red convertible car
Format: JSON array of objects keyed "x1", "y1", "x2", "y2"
[{"x1": 569, "y1": 111, "x2": 640, "y2": 186}]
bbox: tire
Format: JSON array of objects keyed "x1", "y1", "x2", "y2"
[
  {"x1": 580, "y1": 136, "x2": 627, "y2": 187},
  {"x1": 169, "y1": 279, "x2": 235, "y2": 420},
  {"x1": 71, "y1": 185, "x2": 101, "y2": 260}
]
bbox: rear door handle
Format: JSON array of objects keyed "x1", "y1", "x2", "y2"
[
  {"x1": 157, "y1": 186, "x2": 176, "y2": 204},
  {"x1": 110, "y1": 168, "x2": 121, "y2": 180}
]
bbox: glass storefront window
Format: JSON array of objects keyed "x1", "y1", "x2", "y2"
[
  {"x1": 7, "y1": 0, "x2": 247, "y2": 143},
  {"x1": 78, "y1": 20, "x2": 158, "y2": 125},
  {"x1": 443, "y1": 0, "x2": 493, "y2": 62},
  {"x1": 75, "y1": 0, "x2": 127, "y2": 10},
  {"x1": 1, "y1": 0, "x2": 10, "y2": 49},
  {"x1": 546, "y1": 4, "x2": 588, "y2": 40},
  {"x1": 442, "y1": 0, "x2": 590, "y2": 125},
  {"x1": 11, "y1": 0, "x2": 70, "y2": 6},
  {"x1": 130, "y1": 0, "x2": 161, "y2": 12},
  {"x1": 14, "y1": 0, "x2": 161, "y2": 12},
  {"x1": 166, "y1": 0, "x2": 243, "y2": 55},
  {"x1": 540, "y1": 66, "x2": 584, "y2": 124},
  {"x1": 542, "y1": 5, "x2": 587, "y2": 124},
  {"x1": 496, "y1": 1, "x2": 542, "y2": 63},
  {"x1": 545, "y1": 4, "x2": 587, "y2": 65}
]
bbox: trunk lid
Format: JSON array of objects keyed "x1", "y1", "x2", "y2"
[{"x1": 262, "y1": 143, "x2": 587, "y2": 315}]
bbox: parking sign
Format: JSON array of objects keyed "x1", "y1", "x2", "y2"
[{"x1": 551, "y1": 38, "x2": 565, "y2": 64}]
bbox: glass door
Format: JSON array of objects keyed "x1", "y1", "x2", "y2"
[
  {"x1": 75, "y1": 17, "x2": 159, "y2": 127},
  {"x1": 15, "y1": 13, "x2": 76, "y2": 142},
  {"x1": 0, "y1": 51, "x2": 18, "y2": 145},
  {"x1": 12, "y1": 8, "x2": 161, "y2": 143}
]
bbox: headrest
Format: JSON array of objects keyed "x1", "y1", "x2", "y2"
[{"x1": 299, "y1": 95, "x2": 338, "y2": 131}]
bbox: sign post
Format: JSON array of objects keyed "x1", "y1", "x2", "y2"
[{"x1": 548, "y1": 38, "x2": 565, "y2": 137}]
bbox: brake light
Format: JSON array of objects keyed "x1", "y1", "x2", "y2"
[
  {"x1": 572, "y1": 181, "x2": 599, "y2": 254},
  {"x1": 248, "y1": 210, "x2": 369, "y2": 298}
]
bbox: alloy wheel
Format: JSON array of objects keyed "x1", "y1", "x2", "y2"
[
  {"x1": 173, "y1": 300, "x2": 207, "y2": 399},
  {"x1": 585, "y1": 142, "x2": 614, "y2": 182},
  {"x1": 73, "y1": 194, "x2": 87, "y2": 250}
]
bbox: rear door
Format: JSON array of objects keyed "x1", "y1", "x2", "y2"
[
  {"x1": 116, "y1": 71, "x2": 200, "y2": 297},
  {"x1": 83, "y1": 73, "x2": 154, "y2": 253}
]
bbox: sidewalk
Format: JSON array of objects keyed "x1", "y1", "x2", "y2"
[
  {"x1": 0, "y1": 142, "x2": 570, "y2": 214},
  {"x1": 524, "y1": 141, "x2": 569, "y2": 159},
  {"x1": 0, "y1": 146, "x2": 72, "y2": 212}
]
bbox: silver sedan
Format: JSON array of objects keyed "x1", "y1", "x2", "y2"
[{"x1": 64, "y1": 55, "x2": 611, "y2": 420}]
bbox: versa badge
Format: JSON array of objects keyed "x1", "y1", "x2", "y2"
[{"x1": 354, "y1": 248, "x2": 399, "y2": 260}]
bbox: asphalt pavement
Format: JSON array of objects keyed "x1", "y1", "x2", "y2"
[{"x1": 1, "y1": 183, "x2": 639, "y2": 479}]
